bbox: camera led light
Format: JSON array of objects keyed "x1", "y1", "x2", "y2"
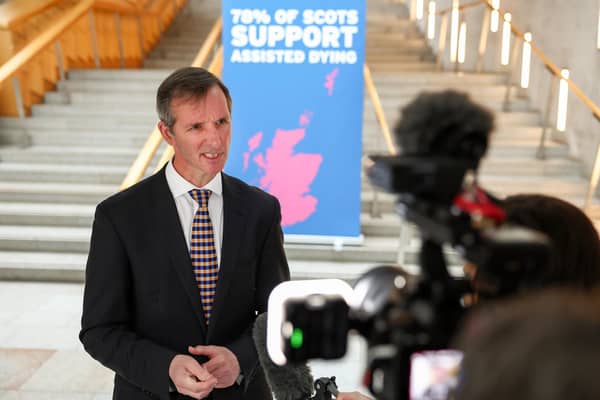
[{"x1": 267, "y1": 279, "x2": 354, "y2": 365}]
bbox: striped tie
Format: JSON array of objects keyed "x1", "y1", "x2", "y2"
[{"x1": 189, "y1": 189, "x2": 218, "y2": 324}]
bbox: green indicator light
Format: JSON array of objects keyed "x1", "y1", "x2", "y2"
[{"x1": 290, "y1": 328, "x2": 304, "y2": 349}]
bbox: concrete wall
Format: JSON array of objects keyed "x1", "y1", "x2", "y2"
[{"x1": 413, "y1": 0, "x2": 600, "y2": 174}]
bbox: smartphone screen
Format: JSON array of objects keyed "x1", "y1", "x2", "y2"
[{"x1": 409, "y1": 350, "x2": 463, "y2": 400}]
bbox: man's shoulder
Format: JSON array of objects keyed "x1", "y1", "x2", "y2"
[
  {"x1": 98, "y1": 171, "x2": 164, "y2": 212},
  {"x1": 223, "y1": 173, "x2": 277, "y2": 204}
]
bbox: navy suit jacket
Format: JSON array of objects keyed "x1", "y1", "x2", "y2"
[{"x1": 80, "y1": 167, "x2": 290, "y2": 400}]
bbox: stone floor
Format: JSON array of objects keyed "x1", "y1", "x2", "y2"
[{"x1": 0, "y1": 272, "x2": 372, "y2": 399}]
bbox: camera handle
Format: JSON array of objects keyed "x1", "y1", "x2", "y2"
[
  {"x1": 313, "y1": 376, "x2": 339, "y2": 400},
  {"x1": 420, "y1": 238, "x2": 451, "y2": 283}
]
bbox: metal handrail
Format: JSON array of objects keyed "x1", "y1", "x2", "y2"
[
  {"x1": 119, "y1": 17, "x2": 223, "y2": 190},
  {"x1": 0, "y1": 0, "x2": 63, "y2": 29},
  {"x1": 364, "y1": 64, "x2": 397, "y2": 156},
  {"x1": 478, "y1": 2, "x2": 600, "y2": 120},
  {"x1": 476, "y1": 0, "x2": 600, "y2": 209},
  {"x1": 434, "y1": 0, "x2": 600, "y2": 209}
]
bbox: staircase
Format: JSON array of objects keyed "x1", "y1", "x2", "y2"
[{"x1": 0, "y1": 0, "x2": 595, "y2": 282}]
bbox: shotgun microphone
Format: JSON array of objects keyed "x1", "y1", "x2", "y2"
[{"x1": 253, "y1": 312, "x2": 315, "y2": 400}]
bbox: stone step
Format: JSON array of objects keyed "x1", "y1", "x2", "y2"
[
  {"x1": 479, "y1": 157, "x2": 581, "y2": 175},
  {"x1": 67, "y1": 69, "x2": 174, "y2": 81},
  {"x1": 366, "y1": 30, "x2": 424, "y2": 40},
  {"x1": 367, "y1": 53, "x2": 436, "y2": 62},
  {"x1": 0, "y1": 200, "x2": 403, "y2": 236},
  {"x1": 0, "y1": 225, "x2": 92, "y2": 253},
  {"x1": 0, "y1": 225, "x2": 446, "y2": 266},
  {"x1": 143, "y1": 59, "x2": 195, "y2": 69},
  {"x1": 0, "y1": 115, "x2": 155, "y2": 131},
  {"x1": 361, "y1": 212, "x2": 404, "y2": 236},
  {"x1": 54, "y1": 71, "x2": 510, "y2": 95},
  {"x1": 372, "y1": 72, "x2": 508, "y2": 85},
  {"x1": 31, "y1": 103, "x2": 156, "y2": 118},
  {"x1": 56, "y1": 79, "x2": 159, "y2": 94},
  {"x1": 0, "y1": 251, "x2": 87, "y2": 281},
  {"x1": 0, "y1": 182, "x2": 116, "y2": 204},
  {"x1": 146, "y1": 50, "x2": 208, "y2": 61},
  {"x1": 145, "y1": 52, "x2": 196, "y2": 63},
  {"x1": 366, "y1": 38, "x2": 429, "y2": 49},
  {"x1": 145, "y1": 46, "x2": 204, "y2": 57},
  {"x1": 53, "y1": 82, "x2": 521, "y2": 108},
  {"x1": 484, "y1": 142, "x2": 569, "y2": 158},
  {"x1": 0, "y1": 145, "x2": 144, "y2": 165},
  {"x1": 156, "y1": 32, "x2": 221, "y2": 44},
  {"x1": 369, "y1": 62, "x2": 437, "y2": 72},
  {"x1": 367, "y1": 51, "x2": 435, "y2": 66},
  {"x1": 479, "y1": 175, "x2": 588, "y2": 196},
  {"x1": 0, "y1": 202, "x2": 95, "y2": 227},
  {"x1": 366, "y1": 19, "x2": 414, "y2": 30},
  {"x1": 35, "y1": 97, "x2": 529, "y2": 118},
  {"x1": 0, "y1": 163, "x2": 128, "y2": 184},
  {"x1": 0, "y1": 254, "x2": 464, "y2": 283},
  {"x1": 28, "y1": 131, "x2": 151, "y2": 147}
]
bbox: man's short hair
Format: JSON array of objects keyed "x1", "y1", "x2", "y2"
[{"x1": 156, "y1": 67, "x2": 232, "y2": 129}]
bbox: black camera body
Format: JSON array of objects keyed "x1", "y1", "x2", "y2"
[
  {"x1": 272, "y1": 90, "x2": 550, "y2": 400},
  {"x1": 276, "y1": 155, "x2": 549, "y2": 400}
]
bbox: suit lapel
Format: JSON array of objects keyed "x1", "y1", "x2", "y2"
[
  {"x1": 208, "y1": 174, "x2": 247, "y2": 339},
  {"x1": 151, "y1": 168, "x2": 208, "y2": 333}
]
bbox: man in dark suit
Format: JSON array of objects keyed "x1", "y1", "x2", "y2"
[{"x1": 80, "y1": 67, "x2": 290, "y2": 400}]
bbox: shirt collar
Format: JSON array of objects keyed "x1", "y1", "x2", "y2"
[{"x1": 165, "y1": 159, "x2": 223, "y2": 200}]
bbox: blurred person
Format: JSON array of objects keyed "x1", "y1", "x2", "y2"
[
  {"x1": 80, "y1": 67, "x2": 290, "y2": 400},
  {"x1": 465, "y1": 194, "x2": 600, "y2": 301},
  {"x1": 336, "y1": 391, "x2": 373, "y2": 400},
  {"x1": 453, "y1": 289, "x2": 600, "y2": 400}
]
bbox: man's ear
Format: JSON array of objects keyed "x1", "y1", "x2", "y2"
[{"x1": 158, "y1": 120, "x2": 174, "y2": 146}]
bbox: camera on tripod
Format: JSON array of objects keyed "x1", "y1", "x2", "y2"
[{"x1": 266, "y1": 90, "x2": 550, "y2": 400}]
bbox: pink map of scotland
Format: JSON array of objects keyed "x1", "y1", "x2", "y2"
[{"x1": 243, "y1": 112, "x2": 323, "y2": 227}]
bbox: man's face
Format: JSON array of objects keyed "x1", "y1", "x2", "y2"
[{"x1": 159, "y1": 85, "x2": 231, "y2": 187}]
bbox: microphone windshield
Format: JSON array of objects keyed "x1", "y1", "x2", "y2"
[
  {"x1": 253, "y1": 313, "x2": 314, "y2": 400},
  {"x1": 393, "y1": 90, "x2": 494, "y2": 167}
]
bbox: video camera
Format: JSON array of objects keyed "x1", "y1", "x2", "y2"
[{"x1": 266, "y1": 91, "x2": 550, "y2": 400}]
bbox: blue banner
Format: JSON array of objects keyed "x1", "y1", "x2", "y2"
[{"x1": 222, "y1": 0, "x2": 366, "y2": 239}]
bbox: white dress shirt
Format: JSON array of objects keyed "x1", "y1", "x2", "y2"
[{"x1": 164, "y1": 160, "x2": 224, "y2": 268}]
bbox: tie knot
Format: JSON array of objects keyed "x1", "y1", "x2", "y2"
[{"x1": 189, "y1": 189, "x2": 211, "y2": 208}]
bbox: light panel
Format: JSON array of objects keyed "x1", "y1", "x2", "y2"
[
  {"x1": 490, "y1": 0, "x2": 500, "y2": 32},
  {"x1": 416, "y1": 0, "x2": 424, "y2": 20},
  {"x1": 458, "y1": 22, "x2": 467, "y2": 64},
  {"x1": 501, "y1": 12, "x2": 512, "y2": 66},
  {"x1": 520, "y1": 32, "x2": 532, "y2": 88},
  {"x1": 427, "y1": 1, "x2": 436, "y2": 39},
  {"x1": 450, "y1": 0, "x2": 460, "y2": 63},
  {"x1": 557, "y1": 69, "x2": 570, "y2": 132}
]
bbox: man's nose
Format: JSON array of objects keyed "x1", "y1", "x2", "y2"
[{"x1": 204, "y1": 125, "x2": 222, "y2": 144}]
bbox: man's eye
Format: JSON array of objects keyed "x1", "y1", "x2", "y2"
[{"x1": 216, "y1": 118, "x2": 229, "y2": 127}]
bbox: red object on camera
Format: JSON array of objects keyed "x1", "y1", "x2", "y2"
[{"x1": 453, "y1": 187, "x2": 505, "y2": 224}]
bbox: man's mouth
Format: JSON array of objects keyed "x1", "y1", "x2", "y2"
[{"x1": 203, "y1": 153, "x2": 220, "y2": 159}]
